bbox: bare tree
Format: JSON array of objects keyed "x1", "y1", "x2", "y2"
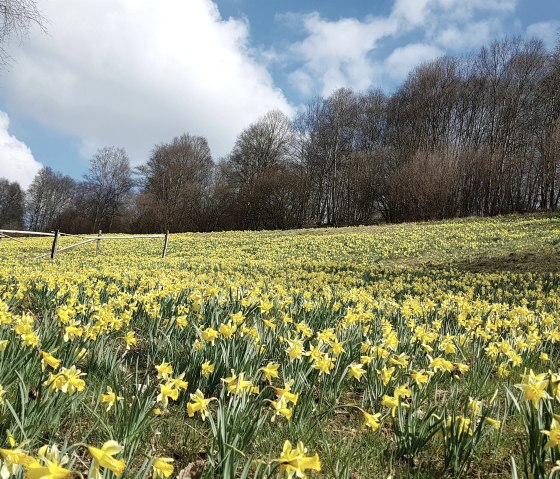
[
  {"x1": 295, "y1": 88, "x2": 361, "y2": 225},
  {"x1": 0, "y1": 0, "x2": 45, "y2": 65},
  {"x1": 137, "y1": 134, "x2": 214, "y2": 232},
  {"x1": 0, "y1": 177, "x2": 24, "y2": 228},
  {"x1": 83, "y1": 147, "x2": 133, "y2": 232},
  {"x1": 218, "y1": 110, "x2": 307, "y2": 229},
  {"x1": 25, "y1": 167, "x2": 76, "y2": 231},
  {"x1": 227, "y1": 110, "x2": 295, "y2": 187}
]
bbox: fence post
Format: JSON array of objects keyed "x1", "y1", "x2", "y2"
[
  {"x1": 162, "y1": 230, "x2": 169, "y2": 258},
  {"x1": 50, "y1": 230, "x2": 59, "y2": 260},
  {"x1": 96, "y1": 230, "x2": 102, "y2": 255}
]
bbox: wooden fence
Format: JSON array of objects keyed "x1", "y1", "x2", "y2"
[{"x1": 0, "y1": 229, "x2": 170, "y2": 259}]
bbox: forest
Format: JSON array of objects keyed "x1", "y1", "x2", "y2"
[{"x1": 1, "y1": 36, "x2": 559, "y2": 233}]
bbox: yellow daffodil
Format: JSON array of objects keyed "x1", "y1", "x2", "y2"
[
  {"x1": 363, "y1": 411, "x2": 382, "y2": 431},
  {"x1": 277, "y1": 440, "x2": 321, "y2": 478},
  {"x1": 40, "y1": 351, "x2": 61, "y2": 371},
  {"x1": 260, "y1": 362, "x2": 280, "y2": 383},
  {"x1": 186, "y1": 389, "x2": 212, "y2": 420},
  {"x1": 157, "y1": 382, "x2": 179, "y2": 408},
  {"x1": 101, "y1": 386, "x2": 124, "y2": 411},
  {"x1": 155, "y1": 361, "x2": 173, "y2": 379},
  {"x1": 348, "y1": 363, "x2": 366, "y2": 381},
  {"x1": 201, "y1": 361, "x2": 215, "y2": 377},
  {"x1": 152, "y1": 457, "x2": 174, "y2": 478},
  {"x1": 87, "y1": 440, "x2": 126, "y2": 478},
  {"x1": 515, "y1": 370, "x2": 550, "y2": 408},
  {"x1": 542, "y1": 415, "x2": 560, "y2": 449}
]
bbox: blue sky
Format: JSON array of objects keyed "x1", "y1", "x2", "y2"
[{"x1": 0, "y1": 0, "x2": 559, "y2": 188}]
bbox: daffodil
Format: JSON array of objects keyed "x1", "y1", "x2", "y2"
[
  {"x1": 152, "y1": 457, "x2": 174, "y2": 478},
  {"x1": 312, "y1": 354, "x2": 335, "y2": 375},
  {"x1": 410, "y1": 369, "x2": 431, "y2": 387},
  {"x1": 381, "y1": 394, "x2": 401, "y2": 417},
  {"x1": 186, "y1": 389, "x2": 212, "y2": 420},
  {"x1": 221, "y1": 370, "x2": 256, "y2": 395},
  {"x1": 157, "y1": 381, "x2": 179, "y2": 408},
  {"x1": 485, "y1": 417, "x2": 501, "y2": 430},
  {"x1": 169, "y1": 373, "x2": 188, "y2": 391},
  {"x1": 286, "y1": 339, "x2": 304, "y2": 360},
  {"x1": 101, "y1": 386, "x2": 124, "y2": 411},
  {"x1": 26, "y1": 458, "x2": 73, "y2": 479},
  {"x1": 348, "y1": 363, "x2": 366, "y2": 381},
  {"x1": 201, "y1": 327, "x2": 219, "y2": 343},
  {"x1": 270, "y1": 396, "x2": 293, "y2": 422},
  {"x1": 515, "y1": 370, "x2": 550, "y2": 408},
  {"x1": 273, "y1": 380, "x2": 299, "y2": 405},
  {"x1": 40, "y1": 351, "x2": 61, "y2": 371},
  {"x1": 44, "y1": 366, "x2": 86, "y2": 395},
  {"x1": 218, "y1": 321, "x2": 236, "y2": 338},
  {"x1": 229, "y1": 311, "x2": 245, "y2": 324},
  {"x1": 376, "y1": 366, "x2": 395, "y2": 385},
  {"x1": 0, "y1": 447, "x2": 35, "y2": 478},
  {"x1": 260, "y1": 362, "x2": 280, "y2": 383},
  {"x1": 87, "y1": 440, "x2": 126, "y2": 478},
  {"x1": 201, "y1": 361, "x2": 215, "y2": 377},
  {"x1": 277, "y1": 440, "x2": 321, "y2": 478},
  {"x1": 542, "y1": 415, "x2": 560, "y2": 449},
  {"x1": 155, "y1": 361, "x2": 173, "y2": 379},
  {"x1": 363, "y1": 411, "x2": 382, "y2": 431},
  {"x1": 122, "y1": 331, "x2": 137, "y2": 350}
]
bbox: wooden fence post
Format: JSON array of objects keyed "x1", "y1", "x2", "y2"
[
  {"x1": 50, "y1": 230, "x2": 59, "y2": 259},
  {"x1": 96, "y1": 230, "x2": 102, "y2": 255},
  {"x1": 162, "y1": 230, "x2": 169, "y2": 258}
]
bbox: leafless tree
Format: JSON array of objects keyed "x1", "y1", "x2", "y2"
[
  {"x1": 217, "y1": 110, "x2": 307, "y2": 229},
  {"x1": 227, "y1": 110, "x2": 295, "y2": 187},
  {"x1": 295, "y1": 88, "x2": 361, "y2": 226},
  {"x1": 137, "y1": 134, "x2": 214, "y2": 232},
  {"x1": 0, "y1": 0, "x2": 45, "y2": 65},
  {"x1": 25, "y1": 167, "x2": 76, "y2": 231},
  {"x1": 0, "y1": 177, "x2": 24, "y2": 228},
  {"x1": 83, "y1": 147, "x2": 133, "y2": 232}
]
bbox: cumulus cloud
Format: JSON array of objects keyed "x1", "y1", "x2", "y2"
[
  {"x1": 2, "y1": 0, "x2": 292, "y2": 163},
  {"x1": 385, "y1": 43, "x2": 444, "y2": 81},
  {"x1": 286, "y1": 0, "x2": 518, "y2": 96},
  {"x1": 288, "y1": 13, "x2": 398, "y2": 95},
  {"x1": 526, "y1": 21, "x2": 560, "y2": 48},
  {"x1": 0, "y1": 111, "x2": 42, "y2": 189}
]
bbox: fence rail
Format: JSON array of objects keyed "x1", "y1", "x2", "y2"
[{"x1": 0, "y1": 229, "x2": 170, "y2": 259}]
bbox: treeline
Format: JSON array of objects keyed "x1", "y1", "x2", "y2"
[{"x1": 1, "y1": 36, "x2": 559, "y2": 233}]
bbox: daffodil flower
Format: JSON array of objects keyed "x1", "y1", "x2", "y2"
[{"x1": 87, "y1": 440, "x2": 126, "y2": 478}]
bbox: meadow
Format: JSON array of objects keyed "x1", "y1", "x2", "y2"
[{"x1": 0, "y1": 213, "x2": 559, "y2": 478}]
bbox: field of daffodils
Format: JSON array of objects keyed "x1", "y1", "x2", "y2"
[{"x1": 0, "y1": 214, "x2": 559, "y2": 478}]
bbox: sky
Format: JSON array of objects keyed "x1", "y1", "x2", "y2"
[{"x1": 0, "y1": 0, "x2": 559, "y2": 188}]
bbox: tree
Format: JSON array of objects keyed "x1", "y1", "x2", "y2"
[
  {"x1": 227, "y1": 110, "x2": 295, "y2": 187},
  {"x1": 83, "y1": 147, "x2": 133, "y2": 232},
  {"x1": 25, "y1": 167, "x2": 76, "y2": 231},
  {"x1": 0, "y1": 177, "x2": 24, "y2": 228},
  {"x1": 138, "y1": 134, "x2": 214, "y2": 232},
  {"x1": 295, "y1": 89, "x2": 361, "y2": 226},
  {"x1": 0, "y1": 0, "x2": 45, "y2": 65},
  {"x1": 219, "y1": 110, "x2": 306, "y2": 229}
]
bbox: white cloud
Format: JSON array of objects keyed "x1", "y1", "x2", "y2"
[
  {"x1": 385, "y1": 43, "x2": 444, "y2": 81},
  {"x1": 288, "y1": 13, "x2": 399, "y2": 95},
  {"x1": 2, "y1": 0, "x2": 292, "y2": 163},
  {"x1": 286, "y1": 0, "x2": 519, "y2": 96},
  {"x1": 434, "y1": 19, "x2": 503, "y2": 50},
  {"x1": 0, "y1": 111, "x2": 42, "y2": 189},
  {"x1": 527, "y1": 21, "x2": 560, "y2": 49}
]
